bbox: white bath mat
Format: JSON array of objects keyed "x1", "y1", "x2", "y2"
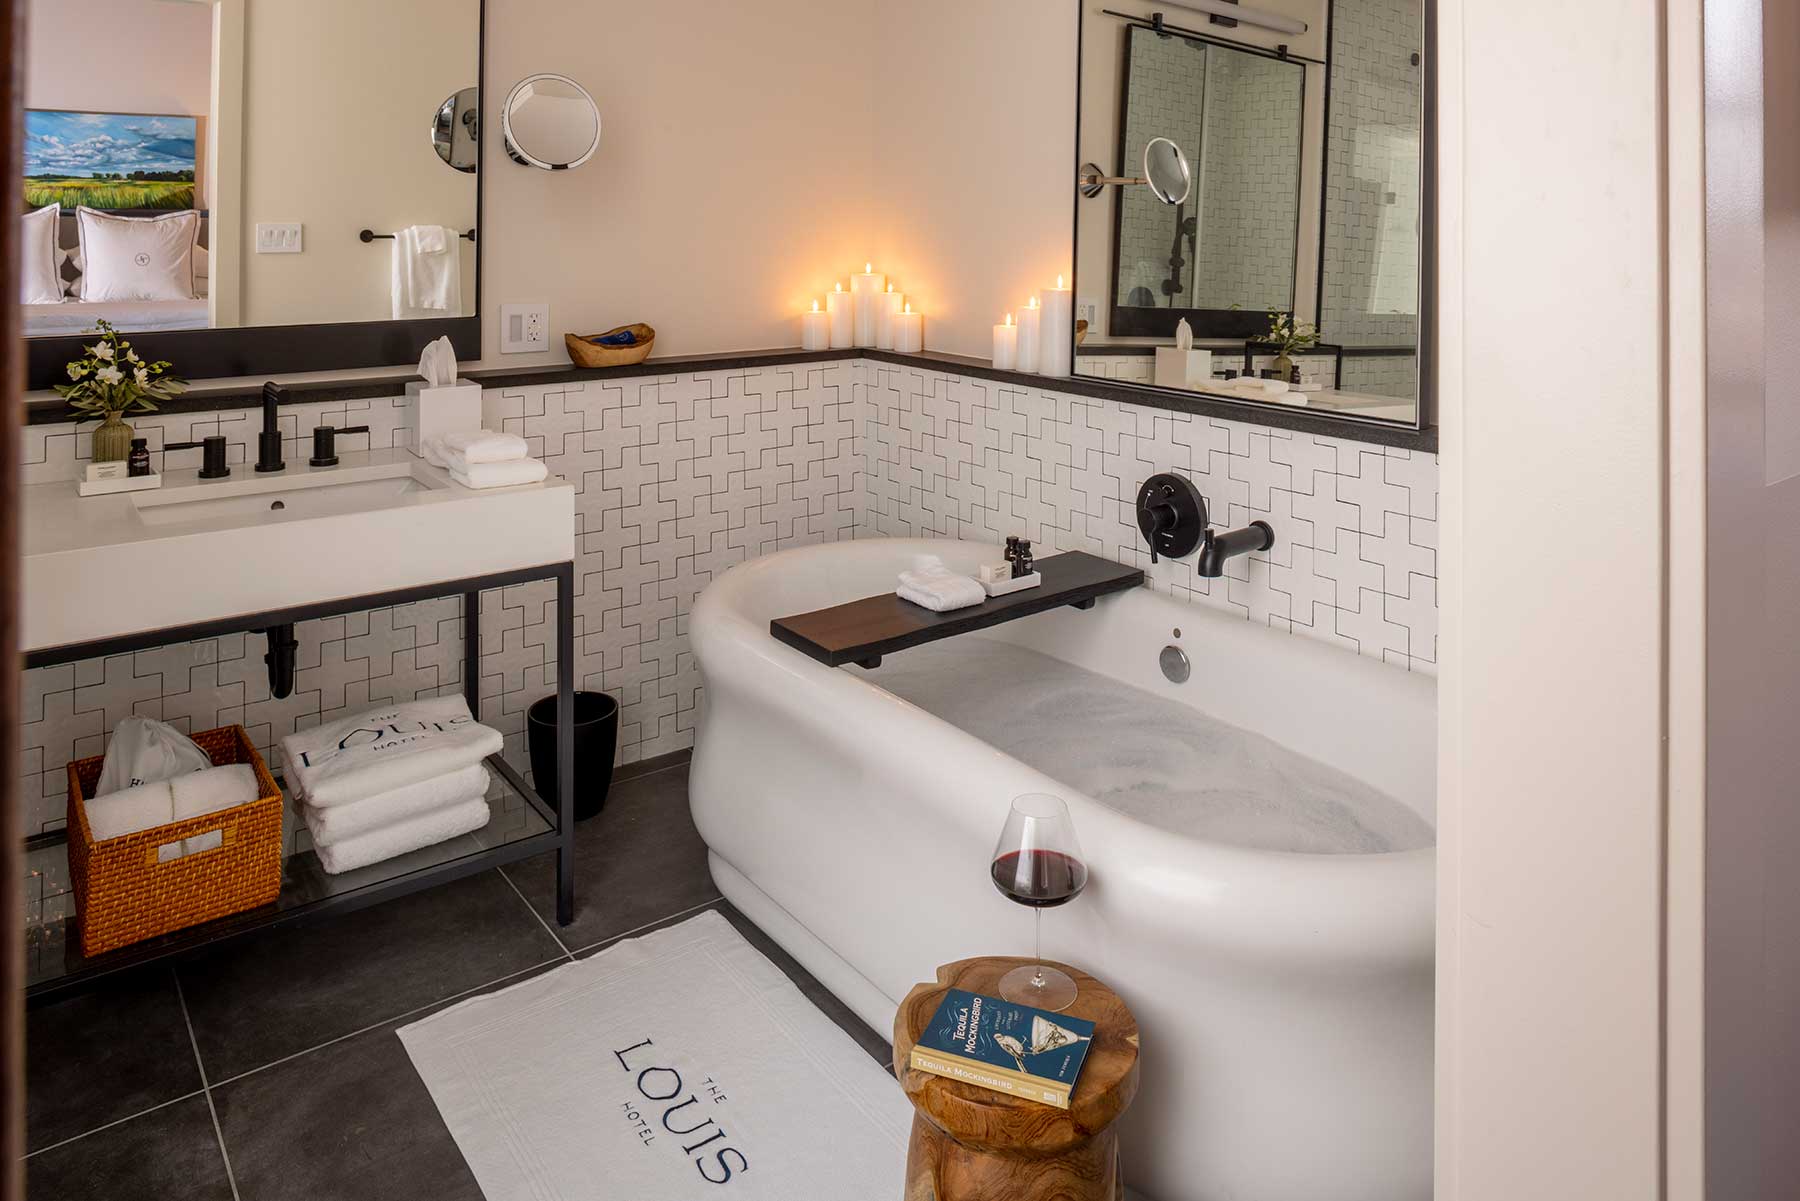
[{"x1": 398, "y1": 910, "x2": 911, "y2": 1200}]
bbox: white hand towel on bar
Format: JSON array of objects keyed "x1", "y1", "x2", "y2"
[
  {"x1": 306, "y1": 797, "x2": 491, "y2": 875},
  {"x1": 896, "y1": 556, "x2": 986, "y2": 612},
  {"x1": 84, "y1": 780, "x2": 174, "y2": 842},
  {"x1": 441, "y1": 430, "x2": 528, "y2": 464},
  {"x1": 280, "y1": 695, "x2": 502, "y2": 810},
  {"x1": 450, "y1": 459, "x2": 550, "y2": 490},
  {"x1": 391, "y1": 225, "x2": 462, "y2": 318},
  {"x1": 170, "y1": 764, "x2": 259, "y2": 821},
  {"x1": 304, "y1": 764, "x2": 490, "y2": 847}
]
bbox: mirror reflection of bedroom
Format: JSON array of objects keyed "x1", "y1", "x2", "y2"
[{"x1": 20, "y1": 0, "x2": 480, "y2": 340}]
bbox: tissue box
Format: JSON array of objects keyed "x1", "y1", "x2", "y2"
[
  {"x1": 407, "y1": 381, "x2": 483, "y2": 449},
  {"x1": 1155, "y1": 348, "x2": 1214, "y2": 391}
]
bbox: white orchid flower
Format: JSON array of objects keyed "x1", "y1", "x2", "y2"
[
  {"x1": 96, "y1": 366, "x2": 123, "y2": 385},
  {"x1": 67, "y1": 362, "x2": 87, "y2": 380},
  {"x1": 125, "y1": 350, "x2": 140, "y2": 364},
  {"x1": 93, "y1": 342, "x2": 115, "y2": 361},
  {"x1": 134, "y1": 366, "x2": 149, "y2": 386}
]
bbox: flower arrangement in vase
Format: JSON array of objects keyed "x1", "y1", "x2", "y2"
[
  {"x1": 55, "y1": 320, "x2": 186, "y2": 463},
  {"x1": 1255, "y1": 309, "x2": 1319, "y2": 381}
]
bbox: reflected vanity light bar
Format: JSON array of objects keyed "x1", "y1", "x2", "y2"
[{"x1": 1157, "y1": 0, "x2": 1308, "y2": 36}]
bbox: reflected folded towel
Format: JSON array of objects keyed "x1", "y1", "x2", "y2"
[
  {"x1": 896, "y1": 556, "x2": 986, "y2": 612},
  {"x1": 450, "y1": 458, "x2": 550, "y2": 490},
  {"x1": 305, "y1": 797, "x2": 491, "y2": 875},
  {"x1": 442, "y1": 430, "x2": 528, "y2": 464},
  {"x1": 170, "y1": 764, "x2": 259, "y2": 822},
  {"x1": 281, "y1": 695, "x2": 503, "y2": 809},
  {"x1": 85, "y1": 780, "x2": 174, "y2": 842},
  {"x1": 304, "y1": 764, "x2": 490, "y2": 846}
]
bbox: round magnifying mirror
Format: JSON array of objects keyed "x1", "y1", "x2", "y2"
[
  {"x1": 1143, "y1": 136, "x2": 1193, "y2": 205},
  {"x1": 502, "y1": 73, "x2": 601, "y2": 171},
  {"x1": 431, "y1": 87, "x2": 479, "y2": 173}
]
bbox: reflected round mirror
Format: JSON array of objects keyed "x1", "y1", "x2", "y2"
[
  {"x1": 1143, "y1": 136, "x2": 1192, "y2": 205},
  {"x1": 431, "y1": 86, "x2": 479, "y2": 173},
  {"x1": 502, "y1": 73, "x2": 601, "y2": 170}
]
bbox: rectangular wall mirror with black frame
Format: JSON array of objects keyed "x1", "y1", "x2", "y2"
[
  {"x1": 1073, "y1": 0, "x2": 1432, "y2": 434},
  {"x1": 21, "y1": 0, "x2": 484, "y2": 389}
]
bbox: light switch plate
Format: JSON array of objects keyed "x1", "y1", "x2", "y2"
[
  {"x1": 500, "y1": 303, "x2": 550, "y2": 353},
  {"x1": 255, "y1": 223, "x2": 303, "y2": 254}
]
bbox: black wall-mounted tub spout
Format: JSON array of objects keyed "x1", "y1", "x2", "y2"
[
  {"x1": 1197, "y1": 521, "x2": 1276, "y2": 578},
  {"x1": 263, "y1": 624, "x2": 298, "y2": 699}
]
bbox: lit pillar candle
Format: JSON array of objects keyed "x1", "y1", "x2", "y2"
[
  {"x1": 992, "y1": 313, "x2": 1019, "y2": 370},
  {"x1": 851, "y1": 262, "x2": 884, "y2": 348},
  {"x1": 1015, "y1": 297, "x2": 1042, "y2": 376},
  {"x1": 826, "y1": 282, "x2": 854, "y2": 349},
  {"x1": 876, "y1": 284, "x2": 905, "y2": 350},
  {"x1": 1037, "y1": 274, "x2": 1074, "y2": 378},
  {"x1": 893, "y1": 302, "x2": 924, "y2": 353},
  {"x1": 801, "y1": 300, "x2": 831, "y2": 351}
]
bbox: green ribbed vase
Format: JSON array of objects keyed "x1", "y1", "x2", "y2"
[{"x1": 92, "y1": 412, "x2": 133, "y2": 463}]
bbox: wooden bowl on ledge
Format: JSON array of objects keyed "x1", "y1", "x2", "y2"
[{"x1": 565, "y1": 323, "x2": 655, "y2": 368}]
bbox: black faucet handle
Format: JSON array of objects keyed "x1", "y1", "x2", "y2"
[
  {"x1": 165, "y1": 435, "x2": 231, "y2": 480},
  {"x1": 309, "y1": 424, "x2": 370, "y2": 468}
]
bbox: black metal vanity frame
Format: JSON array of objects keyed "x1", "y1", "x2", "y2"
[{"x1": 21, "y1": 557, "x2": 576, "y2": 1004}]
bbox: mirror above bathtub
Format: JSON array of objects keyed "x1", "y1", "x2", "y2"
[
  {"x1": 1073, "y1": 0, "x2": 1433, "y2": 433},
  {"x1": 22, "y1": 0, "x2": 484, "y2": 387}
]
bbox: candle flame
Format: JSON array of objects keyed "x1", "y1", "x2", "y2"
[
  {"x1": 835, "y1": 282, "x2": 843, "y2": 292},
  {"x1": 1029, "y1": 297, "x2": 1039, "y2": 309},
  {"x1": 886, "y1": 282, "x2": 894, "y2": 293},
  {"x1": 811, "y1": 300, "x2": 820, "y2": 312},
  {"x1": 905, "y1": 303, "x2": 913, "y2": 314},
  {"x1": 1005, "y1": 313, "x2": 1014, "y2": 326},
  {"x1": 1057, "y1": 274, "x2": 1065, "y2": 289},
  {"x1": 865, "y1": 262, "x2": 873, "y2": 273}
]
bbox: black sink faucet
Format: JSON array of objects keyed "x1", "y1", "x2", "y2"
[{"x1": 255, "y1": 381, "x2": 286, "y2": 473}]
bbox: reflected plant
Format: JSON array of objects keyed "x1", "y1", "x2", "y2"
[
  {"x1": 54, "y1": 319, "x2": 186, "y2": 421},
  {"x1": 1256, "y1": 309, "x2": 1318, "y2": 359}
]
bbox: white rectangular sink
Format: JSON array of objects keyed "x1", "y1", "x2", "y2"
[{"x1": 23, "y1": 449, "x2": 575, "y2": 654}]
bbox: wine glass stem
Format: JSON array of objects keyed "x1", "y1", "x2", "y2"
[{"x1": 1032, "y1": 908, "x2": 1045, "y2": 988}]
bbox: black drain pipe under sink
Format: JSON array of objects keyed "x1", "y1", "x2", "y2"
[{"x1": 263, "y1": 624, "x2": 299, "y2": 699}]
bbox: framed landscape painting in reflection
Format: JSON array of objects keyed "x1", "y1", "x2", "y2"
[{"x1": 24, "y1": 109, "x2": 199, "y2": 211}]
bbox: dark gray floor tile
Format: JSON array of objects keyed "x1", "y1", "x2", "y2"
[
  {"x1": 214, "y1": 1018, "x2": 483, "y2": 1201},
  {"x1": 25, "y1": 967, "x2": 203, "y2": 1153},
  {"x1": 505, "y1": 762, "x2": 719, "y2": 952},
  {"x1": 26, "y1": 1095, "x2": 234, "y2": 1201},
  {"x1": 178, "y1": 869, "x2": 564, "y2": 1082}
]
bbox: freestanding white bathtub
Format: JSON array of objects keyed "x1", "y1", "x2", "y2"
[{"x1": 689, "y1": 539, "x2": 1434, "y2": 1201}]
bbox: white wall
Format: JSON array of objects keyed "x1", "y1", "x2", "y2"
[
  {"x1": 1435, "y1": 0, "x2": 1668, "y2": 1198},
  {"x1": 478, "y1": 0, "x2": 879, "y2": 365},
  {"x1": 24, "y1": 0, "x2": 213, "y2": 116},
  {"x1": 867, "y1": 0, "x2": 1077, "y2": 359}
]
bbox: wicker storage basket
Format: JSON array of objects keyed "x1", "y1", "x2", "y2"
[
  {"x1": 66, "y1": 725, "x2": 283, "y2": 957},
  {"x1": 565, "y1": 323, "x2": 655, "y2": 368}
]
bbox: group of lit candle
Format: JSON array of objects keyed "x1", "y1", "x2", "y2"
[
  {"x1": 800, "y1": 264, "x2": 924, "y2": 354},
  {"x1": 991, "y1": 276, "x2": 1073, "y2": 379}
]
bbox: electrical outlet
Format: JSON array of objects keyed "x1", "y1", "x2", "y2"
[
  {"x1": 500, "y1": 303, "x2": 550, "y2": 353},
  {"x1": 255, "y1": 223, "x2": 303, "y2": 254},
  {"x1": 1077, "y1": 297, "x2": 1100, "y2": 326}
]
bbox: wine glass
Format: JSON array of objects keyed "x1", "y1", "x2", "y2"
[{"x1": 990, "y1": 793, "x2": 1089, "y2": 1012}]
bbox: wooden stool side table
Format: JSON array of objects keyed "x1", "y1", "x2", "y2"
[{"x1": 892, "y1": 957, "x2": 1141, "y2": 1201}]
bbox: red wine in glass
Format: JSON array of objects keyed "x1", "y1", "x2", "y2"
[
  {"x1": 991, "y1": 794, "x2": 1088, "y2": 1010},
  {"x1": 991, "y1": 849, "x2": 1089, "y2": 908}
]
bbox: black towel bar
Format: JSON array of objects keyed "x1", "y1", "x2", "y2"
[{"x1": 359, "y1": 228, "x2": 477, "y2": 243}]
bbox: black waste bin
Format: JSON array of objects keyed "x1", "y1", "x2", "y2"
[{"x1": 527, "y1": 691, "x2": 619, "y2": 821}]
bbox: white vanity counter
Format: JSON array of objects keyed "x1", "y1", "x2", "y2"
[{"x1": 22, "y1": 448, "x2": 574, "y2": 653}]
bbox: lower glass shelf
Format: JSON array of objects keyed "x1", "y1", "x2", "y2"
[{"x1": 23, "y1": 756, "x2": 556, "y2": 998}]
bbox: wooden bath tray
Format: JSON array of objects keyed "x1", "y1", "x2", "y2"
[{"x1": 770, "y1": 550, "x2": 1144, "y2": 669}]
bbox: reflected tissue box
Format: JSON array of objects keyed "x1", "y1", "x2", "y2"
[
  {"x1": 1154, "y1": 348, "x2": 1214, "y2": 391},
  {"x1": 406, "y1": 381, "x2": 483, "y2": 450}
]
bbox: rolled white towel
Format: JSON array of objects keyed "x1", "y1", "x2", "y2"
[
  {"x1": 306, "y1": 797, "x2": 491, "y2": 875},
  {"x1": 441, "y1": 429, "x2": 528, "y2": 465},
  {"x1": 420, "y1": 437, "x2": 450, "y2": 468},
  {"x1": 305, "y1": 764, "x2": 490, "y2": 847},
  {"x1": 170, "y1": 764, "x2": 259, "y2": 822},
  {"x1": 281, "y1": 695, "x2": 503, "y2": 810},
  {"x1": 896, "y1": 556, "x2": 986, "y2": 612},
  {"x1": 85, "y1": 780, "x2": 175, "y2": 842},
  {"x1": 450, "y1": 458, "x2": 549, "y2": 490}
]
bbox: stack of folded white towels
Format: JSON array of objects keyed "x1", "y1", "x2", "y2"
[
  {"x1": 421, "y1": 429, "x2": 550, "y2": 489},
  {"x1": 280, "y1": 695, "x2": 503, "y2": 875}
]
